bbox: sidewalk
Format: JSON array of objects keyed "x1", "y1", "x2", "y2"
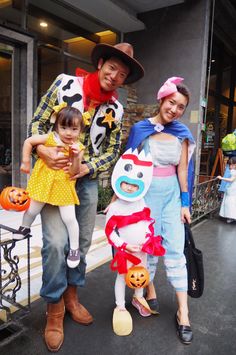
[{"x1": 1, "y1": 215, "x2": 236, "y2": 355}]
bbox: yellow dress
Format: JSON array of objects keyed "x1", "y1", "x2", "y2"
[{"x1": 27, "y1": 132, "x2": 84, "y2": 206}]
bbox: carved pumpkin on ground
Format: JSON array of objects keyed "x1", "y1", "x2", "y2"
[
  {"x1": 125, "y1": 265, "x2": 150, "y2": 289},
  {"x1": 0, "y1": 186, "x2": 30, "y2": 212}
]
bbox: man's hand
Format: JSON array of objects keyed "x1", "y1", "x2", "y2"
[
  {"x1": 69, "y1": 162, "x2": 90, "y2": 179},
  {"x1": 37, "y1": 145, "x2": 70, "y2": 170},
  {"x1": 181, "y1": 207, "x2": 191, "y2": 224}
]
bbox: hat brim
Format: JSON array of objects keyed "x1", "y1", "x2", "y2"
[{"x1": 91, "y1": 44, "x2": 144, "y2": 84}]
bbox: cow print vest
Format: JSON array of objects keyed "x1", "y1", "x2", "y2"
[{"x1": 58, "y1": 74, "x2": 124, "y2": 155}]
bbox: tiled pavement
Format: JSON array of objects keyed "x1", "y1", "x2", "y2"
[{"x1": 0, "y1": 213, "x2": 236, "y2": 355}]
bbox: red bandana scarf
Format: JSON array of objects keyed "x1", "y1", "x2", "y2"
[{"x1": 76, "y1": 68, "x2": 118, "y2": 110}]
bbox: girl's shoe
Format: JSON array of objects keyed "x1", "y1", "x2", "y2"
[
  {"x1": 226, "y1": 219, "x2": 234, "y2": 223},
  {"x1": 112, "y1": 307, "x2": 133, "y2": 336},
  {"x1": 13, "y1": 226, "x2": 31, "y2": 240},
  {"x1": 67, "y1": 248, "x2": 80, "y2": 268},
  {"x1": 131, "y1": 297, "x2": 152, "y2": 317}
]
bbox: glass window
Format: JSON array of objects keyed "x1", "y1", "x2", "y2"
[
  {"x1": 219, "y1": 104, "x2": 229, "y2": 142},
  {"x1": 38, "y1": 46, "x2": 64, "y2": 98},
  {"x1": 233, "y1": 106, "x2": 236, "y2": 130},
  {"x1": 221, "y1": 51, "x2": 231, "y2": 98},
  {"x1": 203, "y1": 96, "x2": 215, "y2": 149},
  {"x1": 65, "y1": 31, "x2": 117, "y2": 60},
  {"x1": 0, "y1": 1, "x2": 23, "y2": 27},
  {"x1": 209, "y1": 72, "x2": 216, "y2": 92},
  {"x1": 37, "y1": 46, "x2": 95, "y2": 99}
]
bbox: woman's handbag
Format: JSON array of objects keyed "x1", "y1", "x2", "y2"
[{"x1": 184, "y1": 223, "x2": 204, "y2": 298}]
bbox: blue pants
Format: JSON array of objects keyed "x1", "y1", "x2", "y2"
[
  {"x1": 40, "y1": 176, "x2": 98, "y2": 303},
  {"x1": 144, "y1": 174, "x2": 187, "y2": 292}
]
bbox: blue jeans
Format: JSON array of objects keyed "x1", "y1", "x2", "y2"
[{"x1": 40, "y1": 176, "x2": 98, "y2": 303}]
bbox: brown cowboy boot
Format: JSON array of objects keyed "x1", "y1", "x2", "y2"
[
  {"x1": 63, "y1": 285, "x2": 93, "y2": 325},
  {"x1": 44, "y1": 298, "x2": 65, "y2": 352}
]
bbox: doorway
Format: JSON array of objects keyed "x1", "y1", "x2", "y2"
[
  {"x1": 0, "y1": 43, "x2": 13, "y2": 190},
  {"x1": 0, "y1": 27, "x2": 34, "y2": 196}
]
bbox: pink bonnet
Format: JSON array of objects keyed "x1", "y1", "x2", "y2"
[{"x1": 157, "y1": 76, "x2": 184, "y2": 100}]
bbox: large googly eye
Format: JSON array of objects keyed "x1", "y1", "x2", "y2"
[
  {"x1": 137, "y1": 172, "x2": 143, "y2": 178},
  {"x1": 124, "y1": 164, "x2": 133, "y2": 172}
]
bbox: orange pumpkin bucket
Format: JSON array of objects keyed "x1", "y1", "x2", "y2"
[
  {"x1": 0, "y1": 186, "x2": 30, "y2": 212},
  {"x1": 125, "y1": 265, "x2": 150, "y2": 289}
]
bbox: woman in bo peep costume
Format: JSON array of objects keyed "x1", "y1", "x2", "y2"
[{"x1": 105, "y1": 149, "x2": 165, "y2": 336}]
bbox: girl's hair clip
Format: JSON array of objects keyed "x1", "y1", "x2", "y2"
[{"x1": 50, "y1": 102, "x2": 67, "y2": 123}]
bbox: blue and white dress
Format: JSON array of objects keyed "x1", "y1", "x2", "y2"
[{"x1": 219, "y1": 169, "x2": 236, "y2": 220}]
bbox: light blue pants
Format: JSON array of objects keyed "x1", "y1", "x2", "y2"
[
  {"x1": 40, "y1": 176, "x2": 98, "y2": 303},
  {"x1": 144, "y1": 174, "x2": 187, "y2": 292}
]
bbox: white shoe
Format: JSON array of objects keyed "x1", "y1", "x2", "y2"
[{"x1": 112, "y1": 307, "x2": 133, "y2": 336}]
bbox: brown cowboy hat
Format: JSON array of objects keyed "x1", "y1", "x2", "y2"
[{"x1": 91, "y1": 42, "x2": 144, "y2": 84}]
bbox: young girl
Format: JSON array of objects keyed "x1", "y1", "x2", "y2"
[
  {"x1": 218, "y1": 156, "x2": 236, "y2": 223},
  {"x1": 105, "y1": 149, "x2": 165, "y2": 336},
  {"x1": 13, "y1": 104, "x2": 85, "y2": 268}
]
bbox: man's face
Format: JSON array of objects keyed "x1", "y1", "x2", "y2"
[{"x1": 98, "y1": 57, "x2": 130, "y2": 91}]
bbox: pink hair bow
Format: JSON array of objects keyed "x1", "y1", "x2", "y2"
[{"x1": 157, "y1": 76, "x2": 184, "y2": 100}]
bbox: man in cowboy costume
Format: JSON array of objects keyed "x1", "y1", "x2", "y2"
[{"x1": 28, "y1": 42, "x2": 144, "y2": 351}]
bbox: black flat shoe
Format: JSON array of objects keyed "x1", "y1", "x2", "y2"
[
  {"x1": 175, "y1": 312, "x2": 193, "y2": 345},
  {"x1": 146, "y1": 298, "x2": 160, "y2": 315}
]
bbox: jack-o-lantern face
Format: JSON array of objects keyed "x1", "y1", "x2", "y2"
[
  {"x1": 125, "y1": 265, "x2": 150, "y2": 289},
  {"x1": 0, "y1": 186, "x2": 30, "y2": 212}
]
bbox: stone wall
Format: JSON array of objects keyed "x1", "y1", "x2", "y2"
[{"x1": 122, "y1": 84, "x2": 157, "y2": 143}]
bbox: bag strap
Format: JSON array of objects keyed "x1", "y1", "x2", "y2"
[{"x1": 184, "y1": 223, "x2": 196, "y2": 248}]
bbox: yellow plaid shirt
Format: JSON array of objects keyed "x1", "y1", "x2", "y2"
[{"x1": 28, "y1": 74, "x2": 123, "y2": 178}]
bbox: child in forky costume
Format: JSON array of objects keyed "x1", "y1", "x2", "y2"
[{"x1": 105, "y1": 149, "x2": 165, "y2": 336}]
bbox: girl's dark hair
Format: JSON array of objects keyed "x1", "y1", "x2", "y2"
[
  {"x1": 228, "y1": 156, "x2": 236, "y2": 165},
  {"x1": 176, "y1": 83, "x2": 191, "y2": 106},
  {"x1": 53, "y1": 106, "x2": 84, "y2": 132}
]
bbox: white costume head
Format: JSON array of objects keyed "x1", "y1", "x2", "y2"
[{"x1": 111, "y1": 149, "x2": 153, "y2": 202}]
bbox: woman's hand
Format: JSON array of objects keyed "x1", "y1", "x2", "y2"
[
  {"x1": 181, "y1": 207, "x2": 191, "y2": 224},
  {"x1": 37, "y1": 145, "x2": 70, "y2": 170},
  {"x1": 217, "y1": 175, "x2": 222, "y2": 180},
  {"x1": 69, "y1": 162, "x2": 90, "y2": 179}
]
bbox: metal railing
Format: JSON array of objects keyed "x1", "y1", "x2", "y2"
[
  {"x1": 0, "y1": 225, "x2": 31, "y2": 343},
  {"x1": 191, "y1": 177, "x2": 221, "y2": 223},
  {"x1": 97, "y1": 176, "x2": 222, "y2": 222}
]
